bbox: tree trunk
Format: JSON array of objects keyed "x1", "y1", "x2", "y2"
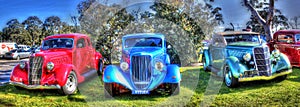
[{"x1": 243, "y1": 0, "x2": 275, "y2": 41}]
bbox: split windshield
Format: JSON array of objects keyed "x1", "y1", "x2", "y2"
[
  {"x1": 224, "y1": 34, "x2": 260, "y2": 44},
  {"x1": 42, "y1": 38, "x2": 74, "y2": 50},
  {"x1": 124, "y1": 37, "x2": 162, "y2": 49}
]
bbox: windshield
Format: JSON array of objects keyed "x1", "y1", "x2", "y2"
[
  {"x1": 124, "y1": 37, "x2": 162, "y2": 49},
  {"x1": 42, "y1": 38, "x2": 74, "y2": 50},
  {"x1": 224, "y1": 34, "x2": 260, "y2": 44}
]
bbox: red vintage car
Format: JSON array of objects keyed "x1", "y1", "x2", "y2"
[
  {"x1": 10, "y1": 33, "x2": 104, "y2": 95},
  {"x1": 269, "y1": 29, "x2": 300, "y2": 67}
]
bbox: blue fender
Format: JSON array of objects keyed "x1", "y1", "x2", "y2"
[
  {"x1": 163, "y1": 64, "x2": 181, "y2": 83},
  {"x1": 225, "y1": 56, "x2": 241, "y2": 78},
  {"x1": 203, "y1": 49, "x2": 210, "y2": 67},
  {"x1": 103, "y1": 65, "x2": 134, "y2": 90},
  {"x1": 271, "y1": 53, "x2": 292, "y2": 73}
]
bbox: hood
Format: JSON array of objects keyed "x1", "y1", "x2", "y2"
[
  {"x1": 33, "y1": 49, "x2": 72, "y2": 65},
  {"x1": 227, "y1": 42, "x2": 261, "y2": 47},
  {"x1": 123, "y1": 47, "x2": 163, "y2": 57}
]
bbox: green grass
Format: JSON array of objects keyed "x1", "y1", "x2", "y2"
[{"x1": 1, "y1": 67, "x2": 300, "y2": 106}]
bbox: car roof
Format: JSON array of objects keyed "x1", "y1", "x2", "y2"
[
  {"x1": 217, "y1": 31, "x2": 260, "y2": 36},
  {"x1": 275, "y1": 29, "x2": 300, "y2": 34},
  {"x1": 122, "y1": 33, "x2": 165, "y2": 39},
  {"x1": 44, "y1": 33, "x2": 88, "y2": 40}
]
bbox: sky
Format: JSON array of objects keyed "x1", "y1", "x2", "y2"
[
  {"x1": 0, "y1": 0, "x2": 82, "y2": 29},
  {"x1": 0, "y1": 0, "x2": 300, "y2": 30}
]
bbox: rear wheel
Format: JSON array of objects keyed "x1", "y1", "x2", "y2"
[
  {"x1": 223, "y1": 64, "x2": 238, "y2": 88},
  {"x1": 16, "y1": 56, "x2": 20, "y2": 60},
  {"x1": 202, "y1": 56, "x2": 209, "y2": 72},
  {"x1": 98, "y1": 59, "x2": 104, "y2": 75},
  {"x1": 61, "y1": 71, "x2": 78, "y2": 95}
]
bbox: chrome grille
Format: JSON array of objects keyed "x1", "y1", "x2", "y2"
[
  {"x1": 254, "y1": 47, "x2": 271, "y2": 76},
  {"x1": 131, "y1": 55, "x2": 152, "y2": 89},
  {"x1": 29, "y1": 56, "x2": 43, "y2": 85}
]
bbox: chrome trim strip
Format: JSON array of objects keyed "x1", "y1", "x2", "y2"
[{"x1": 10, "y1": 81, "x2": 61, "y2": 89}]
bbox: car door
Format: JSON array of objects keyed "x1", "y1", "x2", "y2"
[
  {"x1": 85, "y1": 37, "x2": 95, "y2": 69},
  {"x1": 275, "y1": 33, "x2": 295, "y2": 63},
  {"x1": 75, "y1": 38, "x2": 89, "y2": 74},
  {"x1": 210, "y1": 34, "x2": 226, "y2": 70}
]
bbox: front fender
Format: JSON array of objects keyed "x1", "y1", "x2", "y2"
[
  {"x1": 163, "y1": 64, "x2": 181, "y2": 83},
  {"x1": 271, "y1": 53, "x2": 292, "y2": 73},
  {"x1": 225, "y1": 56, "x2": 241, "y2": 78},
  {"x1": 103, "y1": 65, "x2": 134, "y2": 90},
  {"x1": 54, "y1": 64, "x2": 82, "y2": 86},
  {"x1": 10, "y1": 64, "x2": 29, "y2": 84}
]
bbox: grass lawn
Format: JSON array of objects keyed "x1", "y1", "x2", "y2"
[{"x1": 1, "y1": 67, "x2": 300, "y2": 106}]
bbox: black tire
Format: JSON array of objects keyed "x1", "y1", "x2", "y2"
[
  {"x1": 104, "y1": 83, "x2": 117, "y2": 98},
  {"x1": 15, "y1": 86, "x2": 24, "y2": 90},
  {"x1": 61, "y1": 71, "x2": 78, "y2": 95},
  {"x1": 223, "y1": 64, "x2": 238, "y2": 88},
  {"x1": 16, "y1": 56, "x2": 20, "y2": 60},
  {"x1": 170, "y1": 83, "x2": 180, "y2": 95},
  {"x1": 202, "y1": 55, "x2": 209, "y2": 72},
  {"x1": 277, "y1": 75, "x2": 287, "y2": 81},
  {"x1": 98, "y1": 59, "x2": 104, "y2": 76}
]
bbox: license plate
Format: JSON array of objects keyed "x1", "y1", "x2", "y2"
[{"x1": 132, "y1": 90, "x2": 149, "y2": 94}]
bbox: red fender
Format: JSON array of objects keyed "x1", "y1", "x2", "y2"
[
  {"x1": 10, "y1": 64, "x2": 29, "y2": 84},
  {"x1": 54, "y1": 64, "x2": 84, "y2": 86}
]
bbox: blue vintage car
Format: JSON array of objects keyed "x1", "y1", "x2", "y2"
[
  {"x1": 202, "y1": 31, "x2": 292, "y2": 87},
  {"x1": 103, "y1": 33, "x2": 181, "y2": 97}
]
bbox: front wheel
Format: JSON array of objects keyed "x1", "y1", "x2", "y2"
[
  {"x1": 61, "y1": 71, "x2": 78, "y2": 95},
  {"x1": 170, "y1": 83, "x2": 180, "y2": 95},
  {"x1": 104, "y1": 83, "x2": 117, "y2": 98},
  {"x1": 223, "y1": 64, "x2": 238, "y2": 88}
]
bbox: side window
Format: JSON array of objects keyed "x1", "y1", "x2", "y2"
[
  {"x1": 212, "y1": 34, "x2": 219, "y2": 46},
  {"x1": 86, "y1": 38, "x2": 91, "y2": 46},
  {"x1": 295, "y1": 34, "x2": 300, "y2": 43},
  {"x1": 77, "y1": 38, "x2": 86, "y2": 48},
  {"x1": 277, "y1": 34, "x2": 294, "y2": 43}
]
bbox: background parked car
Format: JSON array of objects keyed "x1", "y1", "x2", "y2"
[
  {"x1": 4, "y1": 49, "x2": 30, "y2": 60},
  {"x1": 269, "y1": 29, "x2": 300, "y2": 67},
  {"x1": 0, "y1": 42, "x2": 18, "y2": 58},
  {"x1": 18, "y1": 45, "x2": 31, "y2": 51},
  {"x1": 202, "y1": 31, "x2": 292, "y2": 87}
]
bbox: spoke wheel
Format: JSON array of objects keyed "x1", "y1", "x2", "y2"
[
  {"x1": 223, "y1": 65, "x2": 238, "y2": 88},
  {"x1": 61, "y1": 71, "x2": 78, "y2": 95},
  {"x1": 202, "y1": 56, "x2": 208, "y2": 72}
]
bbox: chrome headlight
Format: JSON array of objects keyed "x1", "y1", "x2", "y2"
[
  {"x1": 155, "y1": 61, "x2": 164, "y2": 71},
  {"x1": 120, "y1": 62, "x2": 129, "y2": 71},
  {"x1": 46, "y1": 62, "x2": 54, "y2": 70},
  {"x1": 19, "y1": 61, "x2": 26, "y2": 69},
  {"x1": 243, "y1": 53, "x2": 251, "y2": 61},
  {"x1": 272, "y1": 49, "x2": 280, "y2": 58}
]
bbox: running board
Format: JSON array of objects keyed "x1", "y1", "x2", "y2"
[{"x1": 81, "y1": 69, "x2": 98, "y2": 81}]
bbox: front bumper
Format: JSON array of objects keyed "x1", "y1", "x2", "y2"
[
  {"x1": 238, "y1": 69, "x2": 292, "y2": 82},
  {"x1": 10, "y1": 81, "x2": 61, "y2": 89}
]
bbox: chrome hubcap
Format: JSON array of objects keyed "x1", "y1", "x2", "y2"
[{"x1": 66, "y1": 74, "x2": 76, "y2": 92}]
